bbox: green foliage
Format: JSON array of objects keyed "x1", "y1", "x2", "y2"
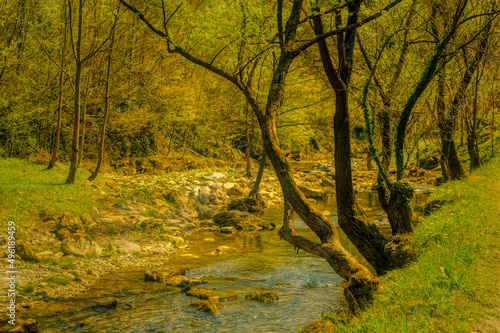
[{"x1": 393, "y1": 181, "x2": 415, "y2": 206}]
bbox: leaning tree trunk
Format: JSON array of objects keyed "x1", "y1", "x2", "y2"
[{"x1": 248, "y1": 148, "x2": 266, "y2": 198}]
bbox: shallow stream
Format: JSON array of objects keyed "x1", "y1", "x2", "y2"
[{"x1": 24, "y1": 191, "x2": 429, "y2": 333}]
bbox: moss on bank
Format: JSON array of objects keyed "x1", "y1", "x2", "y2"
[{"x1": 307, "y1": 158, "x2": 500, "y2": 333}]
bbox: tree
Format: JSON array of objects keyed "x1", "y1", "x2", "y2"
[
  {"x1": 65, "y1": 0, "x2": 114, "y2": 184},
  {"x1": 118, "y1": 0, "x2": 408, "y2": 308},
  {"x1": 88, "y1": 13, "x2": 118, "y2": 181},
  {"x1": 48, "y1": 0, "x2": 68, "y2": 170}
]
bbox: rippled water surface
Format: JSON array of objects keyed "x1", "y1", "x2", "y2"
[{"x1": 25, "y1": 191, "x2": 429, "y2": 332}]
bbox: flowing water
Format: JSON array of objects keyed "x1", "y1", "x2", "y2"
[{"x1": 24, "y1": 191, "x2": 429, "y2": 333}]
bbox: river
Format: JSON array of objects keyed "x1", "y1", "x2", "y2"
[{"x1": 24, "y1": 191, "x2": 429, "y2": 332}]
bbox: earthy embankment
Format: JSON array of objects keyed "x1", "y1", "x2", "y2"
[{"x1": 303, "y1": 158, "x2": 500, "y2": 333}]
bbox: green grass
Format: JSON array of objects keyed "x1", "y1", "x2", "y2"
[
  {"x1": 0, "y1": 158, "x2": 105, "y2": 231},
  {"x1": 321, "y1": 158, "x2": 500, "y2": 332},
  {"x1": 45, "y1": 275, "x2": 72, "y2": 286},
  {"x1": 21, "y1": 284, "x2": 35, "y2": 293}
]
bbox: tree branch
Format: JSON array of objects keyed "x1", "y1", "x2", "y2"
[{"x1": 293, "y1": 0, "x2": 404, "y2": 57}]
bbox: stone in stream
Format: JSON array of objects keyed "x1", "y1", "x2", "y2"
[
  {"x1": 219, "y1": 293, "x2": 238, "y2": 302},
  {"x1": 144, "y1": 267, "x2": 189, "y2": 282},
  {"x1": 90, "y1": 297, "x2": 118, "y2": 311},
  {"x1": 220, "y1": 226, "x2": 237, "y2": 234},
  {"x1": 189, "y1": 300, "x2": 221, "y2": 315},
  {"x1": 297, "y1": 185, "x2": 328, "y2": 200},
  {"x1": 245, "y1": 290, "x2": 279, "y2": 303},
  {"x1": 214, "y1": 246, "x2": 236, "y2": 254},
  {"x1": 183, "y1": 286, "x2": 218, "y2": 300},
  {"x1": 213, "y1": 211, "x2": 274, "y2": 231},
  {"x1": 165, "y1": 275, "x2": 191, "y2": 287}
]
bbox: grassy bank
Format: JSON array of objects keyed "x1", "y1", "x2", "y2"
[
  {"x1": 312, "y1": 159, "x2": 500, "y2": 332},
  {"x1": 0, "y1": 159, "x2": 105, "y2": 233}
]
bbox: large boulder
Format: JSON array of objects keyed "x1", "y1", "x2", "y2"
[
  {"x1": 16, "y1": 241, "x2": 38, "y2": 262},
  {"x1": 34, "y1": 251, "x2": 54, "y2": 262},
  {"x1": 56, "y1": 214, "x2": 86, "y2": 234},
  {"x1": 213, "y1": 211, "x2": 274, "y2": 231},
  {"x1": 110, "y1": 240, "x2": 140, "y2": 255},
  {"x1": 226, "y1": 186, "x2": 249, "y2": 197},
  {"x1": 227, "y1": 196, "x2": 265, "y2": 215},
  {"x1": 60, "y1": 234, "x2": 102, "y2": 257},
  {"x1": 197, "y1": 206, "x2": 216, "y2": 220}
]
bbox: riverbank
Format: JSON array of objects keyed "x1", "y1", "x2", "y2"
[{"x1": 303, "y1": 158, "x2": 500, "y2": 333}]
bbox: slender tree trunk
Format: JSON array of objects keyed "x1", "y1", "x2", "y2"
[
  {"x1": 492, "y1": 105, "x2": 496, "y2": 158},
  {"x1": 48, "y1": 1, "x2": 67, "y2": 170},
  {"x1": 78, "y1": 71, "x2": 91, "y2": 166},
  {"x1": 89, "y1": 27, "x2": 116, "y2": 182},
  {"x1": 245, "y1": 102, "x2": 252, "y2": 178},
  {"x1": 436, "y1": 68, "x2": 449, "y2": 181},
  {"x1": 467, "y1": 71, "x2": 484, "y2": 171},
  {"x1": 66, "y1": 0, "x2": 84, "y2": 184}
]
